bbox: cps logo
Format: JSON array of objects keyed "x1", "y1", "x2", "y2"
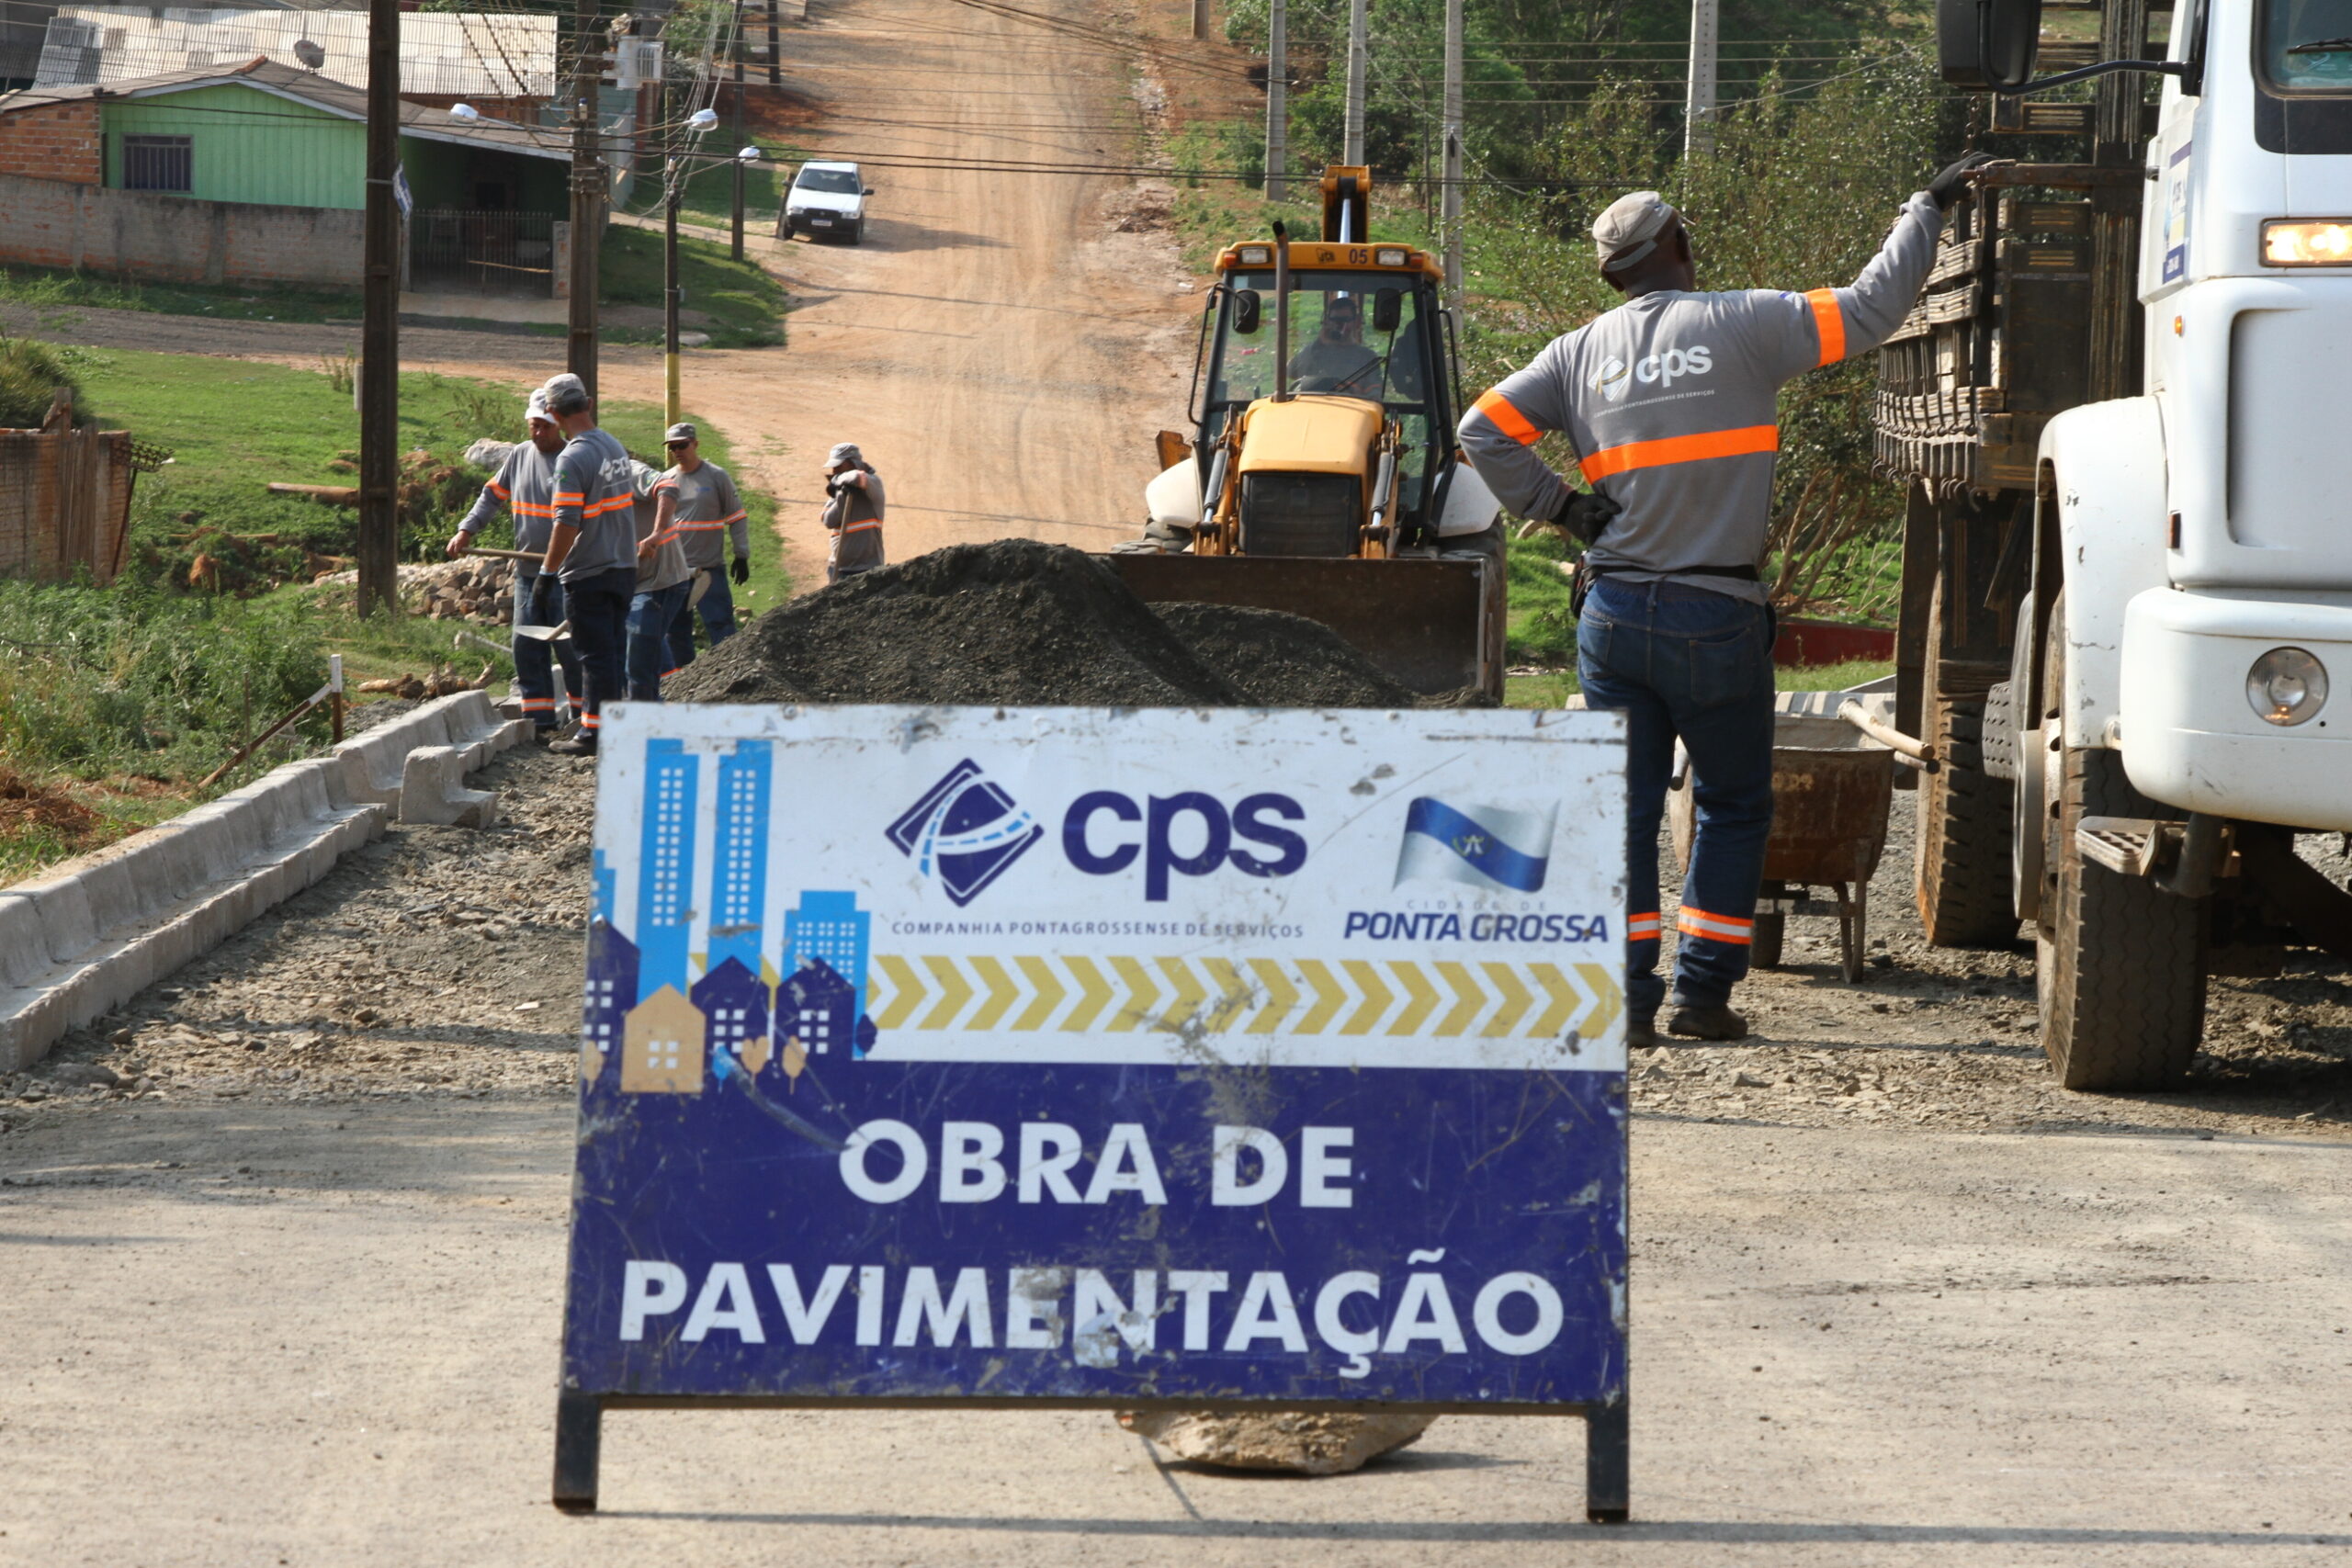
[
  {"x1": 1063, "y1": 791, "x2": 1307, "y2": 901},
  {"x1": 1589, "y1": 356, "x2": 1634, "y2": 403}
]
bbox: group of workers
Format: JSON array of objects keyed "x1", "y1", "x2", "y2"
[{"x1": 446, "y1": 372, "x2": 888, "y2": 758}]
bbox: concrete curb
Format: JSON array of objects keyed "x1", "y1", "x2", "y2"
[
  {"x1": 400, "y1": 747, "x2": 499, "y2": 828},
  {"x1": 0, "y1": 689, "x2": 530, "y2": 1071}
]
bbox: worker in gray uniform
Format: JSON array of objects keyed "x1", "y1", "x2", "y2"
[
  {"x1": 626, "y1": 453, "x2": 693, "y2": 703},
  {"x1": 1457, "y1": 152, "x2": 1990, "y2": 1047},
  {"x1": 446, "y1": 389, "x2": 583, "y2": 737},
  {"x1": 537, "y1": 373, "x2": 640, "y2": 757},
  {"x1": 820, "y1": 442, "x2": 885, "y2": 583},
  {"x1": 650, "y1": 421, "x2": 750, "y2": 671}
]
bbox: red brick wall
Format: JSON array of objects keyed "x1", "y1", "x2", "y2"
[{"x1": 0, "y1": 101, "x2": 100, "y2": 186}]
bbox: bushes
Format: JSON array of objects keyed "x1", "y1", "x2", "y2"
[{"x1": 0, "y1": 336, "x2": 95, "y2": 429}]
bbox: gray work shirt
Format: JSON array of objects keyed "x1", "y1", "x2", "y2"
[
  {"x1": 656, "y1": 459, "x2": 748, "y2": 571},
  {"x1": 822, "y1": 465, "x2": 886, "y2": 575},
  {"x1": 551, "y1": 427, "x2": 640, "y2": 585},
  {"x1": 630, "y1": 458, "x2": 692, "y2": 593},
  {"x1": 1457, "y1": 192, "x2": 1942, "y2": 603},
  {"x1": 458, "y1": 441, "x2": 561, "y2": 572}
]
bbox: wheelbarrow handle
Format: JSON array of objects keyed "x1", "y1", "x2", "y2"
[{"x1": 1838, "y1": 698, "x2": 1939, "y2": 770}]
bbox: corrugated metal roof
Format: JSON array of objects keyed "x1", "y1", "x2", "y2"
[{"x1": 33, "y1": 6, "x2": 557, "y2": 96}]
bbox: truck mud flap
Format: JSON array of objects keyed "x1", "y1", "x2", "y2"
[{"x1": 1103, "y1": 553, "x2": 1496, "y2": 699}]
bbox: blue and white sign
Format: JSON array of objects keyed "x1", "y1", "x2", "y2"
[{"x1": 559, "y1": 704, "x2": 1628, "y2": 1414}]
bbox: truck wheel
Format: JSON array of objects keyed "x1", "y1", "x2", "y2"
[
  {"x1": 2034, "y1": 596, "x2": 2207, "y2": 1090},
  {"x1": 1914, "y1": 577, "x2": 2018, "y2": 946}
]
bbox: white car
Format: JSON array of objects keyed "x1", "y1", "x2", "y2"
[{"x1": 783, "y1": 161, "x2": 872, "y2": 244}]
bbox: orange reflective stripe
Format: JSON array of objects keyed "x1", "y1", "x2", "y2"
[
  {"x1": 1577, "y1": 424, "x2": 1778, "y2": 482},
  {"x1": 840, "y1": 519, "x2": 881, "y2": 533},
  {"x1": 1627, "y1": 911, "x2": 1663, "y2": 941},
  {"x1": 552, "y1": 491, "x2": 584, "y2": 504},
  {"x1": 1471, "y1": 389, "x2": 1543, "y2": 446},
  {"x1": 1677, "y1": 907, "x2": 1754, "y2": 945},
  {"x1": 1805, "y1": 288, "x2": 1846, "y2": 367}
]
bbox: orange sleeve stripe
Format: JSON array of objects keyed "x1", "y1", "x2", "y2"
[
  {"x1": 1805, "y1": 288, "x2": 1846, "y2": 367},
  {"x1": 1471, "y1": 389, "x2": 1543, "y2": 446},
  {"x1": 1577, "y1": 423, "x2": 1779, "y2": 482}
]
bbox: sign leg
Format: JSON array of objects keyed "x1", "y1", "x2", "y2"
[
  {"x1": 1584, "y1": 1400, "x2": 1629, "y2": 1524},
  {"x1": 552, "y1": 1391, "x2": 603, "y2": 1514}
]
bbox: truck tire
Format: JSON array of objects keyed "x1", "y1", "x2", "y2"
[
  {"x1": 1914, "y1": 578, "x2": 2018, "y2": 946},
  {"x1": 2034, "y1": 597, "x2": 2207, "y2": 1090}
]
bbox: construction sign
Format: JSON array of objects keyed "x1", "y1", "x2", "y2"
[{"x1": 555, "y1": 703, "x2": 1629, "y2": 1507}]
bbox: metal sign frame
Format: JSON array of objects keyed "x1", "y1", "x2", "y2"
[{"x1": 551, "y1": 704, "x2": 1630, "y2": 1523}]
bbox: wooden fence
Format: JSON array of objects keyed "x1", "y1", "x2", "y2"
[{"x1": 0, "y1": 416, "x2": 141, "y2": 585}]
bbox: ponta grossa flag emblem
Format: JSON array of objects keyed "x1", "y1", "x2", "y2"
[
  {"x1": 1395, "y1": 796, "x2": 1556, "y2": 894},
  {"x1": 887, "y1": 758, "x2": 1044, "y2": 906}
]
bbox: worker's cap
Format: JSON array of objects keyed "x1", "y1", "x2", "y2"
[
  {"x1": 1592, "y1": 190, "x2": 1680, "y2": 273},
  {"x1": 525, "y1": 388, "x2": 552, "y2": 424},
  {"x1": 826, "y1": 441, "x2": 862, "y2": 467},
  {"x1": 663, "y1": 422, "x2": 697, "y2": 444},
  {"x1": 539, "y1": 372, "x2": 591, "y2": 415}
]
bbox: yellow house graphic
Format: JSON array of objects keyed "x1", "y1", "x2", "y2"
[{"x1": 621, "y1": 987, "x2": 707, "y2": 1094}]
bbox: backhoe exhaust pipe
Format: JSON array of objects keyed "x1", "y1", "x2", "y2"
[{"x1": 1272, "y1": 220, "x2": 1292, "y2": 401}]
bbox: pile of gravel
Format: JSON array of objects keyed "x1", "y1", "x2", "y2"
[{"x1": 669, "y1": 539, "x2": 1468, "y2": 709}]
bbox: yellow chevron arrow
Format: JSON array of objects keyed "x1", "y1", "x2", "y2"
[
  {"x1": 1527, "y1": 962, "x2": 1582, "y2": 1037},
  {"x1": 1012, "y1": 956, "x2": 1066, "y2": 1031},
  {"x1": 1107, "y1": 955, "x2": 1160, "y2": 1032},
  {"x1": 967, "y1": 955, "x2": 1018, "y2": 1031},
  {"x1": 1157, "y1": 957, "x2": 1208, "y2": 1032},
  {"x1": 1201, "y1": 956, "x2": 1254, "y2": 1032},
  {"x1": 917, "y1": 956, "x2": 975, "y2": 1030},
  {"x1": 1245, "y1": 958, "x2": 1298, "y2": 1034},
  {"x1": 1060, "y1": 955, "x2": 1115, "y2": 1032},
  {"x1": 1575, "y1": 961, "x2": 1623, "y2": 1041},
  {"x1": 1480, "y1": 963, "x2": 1533, "y2": 1037},
  {"x1": 1339, "y1": 960, "x2": 1395, "y2": 1036},
  {"x1": 873, "y1": 954, "x2": 924, "y2": 1029},
  {"x1": 1387, "y1": 961, "x2": 1441, "y2": 1036},
  {"x1": 1294, "y1": 959, "x2": 1348, "y2": 1035},
  {"x1": 1433, "y1": 960, "x2": 1485, "y2": 1036}
]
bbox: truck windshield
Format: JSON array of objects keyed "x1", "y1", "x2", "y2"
[{"x1": 2264, "y1": 0, "x2": 2352, "y2": 89}]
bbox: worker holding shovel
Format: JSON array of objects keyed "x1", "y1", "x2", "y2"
[{"x1": 446, "y1": 388, "x2": 584, "y2": 739}]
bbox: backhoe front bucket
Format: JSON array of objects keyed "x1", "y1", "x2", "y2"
[{"x1": 1104, "y1": 553, "x2": 1502, "y2": 700}]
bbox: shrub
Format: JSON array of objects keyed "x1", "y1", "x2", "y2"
[{"x1": 0, "y1": 336, "x2": 94, "y2": 429}]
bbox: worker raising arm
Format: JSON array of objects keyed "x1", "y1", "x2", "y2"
[{"x1": 1456, "y1": 153, "x2": 1989, "y2": 1048}]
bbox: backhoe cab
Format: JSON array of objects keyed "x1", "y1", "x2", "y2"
[{"x1": 1108, "y1": 166, "x2": 1507, "y2": 699}]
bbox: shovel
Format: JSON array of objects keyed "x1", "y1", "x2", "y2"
[{"x1": 513, "y1": 618, "x2": 571, "y2": 642}]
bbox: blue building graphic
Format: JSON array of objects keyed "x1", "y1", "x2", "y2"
[
  {"x1": 635, "y1": 739, "x2": 699, "y2": 1002},
  {"x1": 580, "y1": 919, "x2": 640, "y2": 1085},
  {"x1": 779, "y1": 958, "x2": 873, "y2": 1060},
  {"x1": 707, "y1": 741, "x2": 773, "y2": 980},
  {"x1": 692, "y1": 956, "x2": 770, "y2": 1066},
  {"x1": 785, "y1": 891, "x2": 870, "y2": 1013},
  {"x1": 592, "y1": 849, "x2": 616, "y2": 926}
]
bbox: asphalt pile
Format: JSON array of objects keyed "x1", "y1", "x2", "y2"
[{"x1": 667, "y1": 539, "x2": 1453, "y2": 708}]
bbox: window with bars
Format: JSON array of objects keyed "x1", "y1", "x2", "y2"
[{"x1": 121, "y1": 134, "x2": 191, "y2": 193}]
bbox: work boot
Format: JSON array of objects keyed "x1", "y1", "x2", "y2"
[
  {"x1": 1625, "y1": 1016, "x2": 1657, "y2": 1051},
  {"x1": 548, "y1": 733, "x2": 597, "y2": 757},
  {"x1": 1667, "y1": 1002, "x2": 1747, "y2": 1041}
]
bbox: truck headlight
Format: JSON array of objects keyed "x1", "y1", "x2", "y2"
[
  {"x1": 2261, "y1": 220, "x2": 2352, "y2": 265},
  {"x1": 2246, "y1": 647, "x2": 2328, "y2": 726}
]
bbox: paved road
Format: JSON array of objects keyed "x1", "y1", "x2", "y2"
[{"x1": 3, "y1": 1097, "x2": 2346, "y2": 1564}]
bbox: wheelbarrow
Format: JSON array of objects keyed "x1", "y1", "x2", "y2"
[{"x1": 1668, "y1": 712, "x2": 1900, "y2": 983}]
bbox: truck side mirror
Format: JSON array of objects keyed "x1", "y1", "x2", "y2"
[
  {"x1": 1371, "y1": 288, "x2": 1402, "y2": 333},
  {"x1": 1938, "y1": 0, "x2": 2042, "y2": 91},
  {"x1": 1233, "y1": 288, "x2": 1261, "y2": 335}
]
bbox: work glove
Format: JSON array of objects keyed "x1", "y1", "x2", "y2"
[
  {"x1": 1928, "y1": 151, "x2": 1997, "y2": 212},
  {"x1": 528, "y1": 572, "x2": 560, "y2": 628},
  {"x1": 1555, "y1": 489, "x2": 1623, "y2": 545},
  {"x1": 729, "y1": 556, "x2": 751, "y2": 586}
]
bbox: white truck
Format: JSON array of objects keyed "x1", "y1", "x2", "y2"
[{"x1": 1887, "y1": 0, "x2": 2352, "y2": 1088}]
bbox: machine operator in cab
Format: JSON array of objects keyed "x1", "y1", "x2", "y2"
[{"x1": 1457, "y1": 153, "x2": 1990, "y2": 1047}]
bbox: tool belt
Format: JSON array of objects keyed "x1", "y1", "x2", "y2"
[{"x1": 1570, "y1": 558, "x2": 1760, "y2": 620}]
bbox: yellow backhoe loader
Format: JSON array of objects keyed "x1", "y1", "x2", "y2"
[{"x1": 1106, "y1": 166, "x2": 1508, "y2": 699}]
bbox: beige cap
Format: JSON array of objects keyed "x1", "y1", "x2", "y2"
[{"x1": 1591, "y1": 190, "x2": 1679, "y2": 272}]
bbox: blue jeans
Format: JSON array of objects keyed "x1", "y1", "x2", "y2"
[
  {"x1": 627, "y1": 580, "x2": 691, "y2": 701},
  {"x1": 511, "y1": 571, "x2": 583, "y2": 729},
  {"x1": 1577, "y1": 577, "x2": 1777, "y2": 1019},
  {"x1": 665, "y1": 566, "x2": 738, "y2": 671},
  {"x1": 555, "y1": 567, "x2": 636, "y2": 740}
]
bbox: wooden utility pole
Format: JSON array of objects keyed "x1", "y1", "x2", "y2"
[
  {"x1": 730, "y1": 0, "x2": 747, "y2": 261},
  {"x1": 1441, "y1": 0, "x2": 1462, "y2": 294},
  {"x1": 767, "y1": 0, "x2": 780, "y2": 85},
  {"x1": 1192, "y1": 0, "x2": 1208, "y2": 41},
  {"x1": 357, "y1": 0, "x2": 399, "y2": 615},
  {"x1": 1342, "y1": 0, "x2": 1367, "y2": 167},
  {"x1": 1683, "y1": 0, "x2": 1717, "y2": 157},
  {"x1": 1264, "y1": 0, "x2": 1286, "y2": 201},
  {"x1": 566, "y1": 0, "x2": 605, "y2": 401}
]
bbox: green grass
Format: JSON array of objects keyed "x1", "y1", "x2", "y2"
[
  {"x1": 599, "y1": 226, "x2": 786, "y2": 348},
  {"x1": 0, "y1": 264, "x2": 365, "y2": 325},
  {"x1": 673, "y1": 155, "x2": 784, "y2": 229}
]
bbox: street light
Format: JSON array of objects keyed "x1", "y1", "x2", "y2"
[
  {"x1": 664, "y1": 107, "x2": 722, "y2": 425},
  {"x1": 686, "y1": 107, "x2": 718, "y2": 132},
  {"x1": 448, "y1": 102, "x2": 481, "y2": 123}
]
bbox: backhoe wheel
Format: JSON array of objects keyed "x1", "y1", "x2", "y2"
[
  {"x1": 2034, "y1": 594, "x2": 2207, "y2": 1090},
  {"x1": 1914, "y1": 575, "x2": 2018, "y2": 946}
]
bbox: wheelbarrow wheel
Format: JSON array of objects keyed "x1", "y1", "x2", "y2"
[{"x1": 1751, "y1": 912, "x2": 1785, "y2": 969}]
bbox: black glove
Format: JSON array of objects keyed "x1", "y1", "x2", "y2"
[
  {"x1": 528, "y1": 573, "x2": 560, "y2": 627},
  {"x1": 729, "y1": 556, "x2": 751, "y2": 586},
  {"x1": 824, "y1": 477, "x2": 845, "y2": 498},
  {"x1": 1555, "y1": 490, "x2": 1623, "y2": 544},
  {"x1": 1928, "y1": 151, "x2": 1996, "y2": 212}
]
